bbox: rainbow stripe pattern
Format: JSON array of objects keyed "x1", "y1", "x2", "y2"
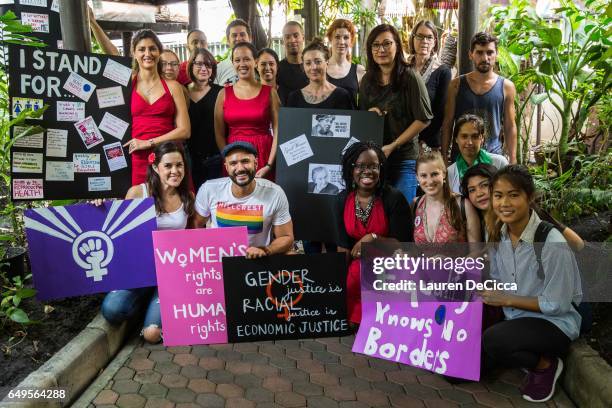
[{"x1": 216, "y1": 202, "x2": 264, "y2": 234}]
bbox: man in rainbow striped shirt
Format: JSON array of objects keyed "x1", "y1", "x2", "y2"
[{"x1": 194, "y1": 141, "x2": 294, "y2": 259}]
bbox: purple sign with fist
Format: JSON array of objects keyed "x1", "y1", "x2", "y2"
[{"x1": 24, "y1": 199, "x2": 158, "y2": 300}]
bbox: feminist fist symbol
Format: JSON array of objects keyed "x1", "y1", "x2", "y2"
[{"x1": 79, "y1": 238, "x2": 108, "y2": 281}]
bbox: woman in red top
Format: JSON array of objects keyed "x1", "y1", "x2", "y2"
[
  {"x1": 125, "y1": 30, "x2": 190, "y2": 185},
  {"x1": 214, "y1": 42, "x2": 280, "y2": 180}
]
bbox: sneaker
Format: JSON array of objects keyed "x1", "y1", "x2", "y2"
[{"x1": 521, "y1": 358, "x2": 564, "y2": 402}]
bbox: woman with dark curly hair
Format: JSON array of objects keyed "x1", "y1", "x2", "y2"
[{"x1": 335, "y1": 141, "x2": 414, "y2": 325}]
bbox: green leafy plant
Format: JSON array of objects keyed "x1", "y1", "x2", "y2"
[
  {"x1": 489, "y1": 0, "x2": 611, "y2": 160},
  {"x1": 1, "y1": 273, "x2": 37, "y2": 324}
]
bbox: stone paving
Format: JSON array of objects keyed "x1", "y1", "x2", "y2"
[{"x1": 83, "y1": 335, "x2": 575, "y2": 408}]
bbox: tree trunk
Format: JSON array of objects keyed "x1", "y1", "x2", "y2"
[{"x1": 228, "y1": 0, "x2": 269, "y2": 50}]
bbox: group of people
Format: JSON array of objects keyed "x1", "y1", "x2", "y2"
[{"x1": 91, "y1": 18, "x2": 584, "y2": 403}]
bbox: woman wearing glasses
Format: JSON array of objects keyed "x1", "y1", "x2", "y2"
[
  {"x1": 187, "y1": 48, "x2": 223, "y2": 188},
  {"x1": 335, "y1": 141, "x2": 413, "y2": 325},
  {"x1": 359, "y1": 24, "x2": 433, "y2": 204},
  {"x1": 408, "y1": 21, "x2": 452, "y2": 151}
]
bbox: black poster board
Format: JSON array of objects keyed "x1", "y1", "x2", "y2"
[
  {"x1": 276, "y1": 108, "x2": 383, "y2": 243},
  {"x1": 0, "y1": 0, "x2": 62, "y2": 49},
  {"x1": 9, "y1": 45, "x2": 133, "y2": 200},
  {"x1": 223, "y1": 253, "x2": 349, "y2": 343}
]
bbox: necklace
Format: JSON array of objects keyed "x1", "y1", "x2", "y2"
[
  {"x1": 355, "y1": 194, "x2": 375, "y2": 226},
  {"x1": 144, "y1": 82, "x2": 156, "y2": 97}
]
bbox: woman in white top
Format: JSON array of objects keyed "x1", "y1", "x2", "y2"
[{"x1": 101, "y1": 142, "x2": 194, "y2": 343}]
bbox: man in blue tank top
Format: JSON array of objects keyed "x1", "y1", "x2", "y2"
[{"x1": 441, "y1": 32, "x2": 517, "y2": 165}]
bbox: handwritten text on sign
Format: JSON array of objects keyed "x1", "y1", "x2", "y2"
[{"x1": 153, "y1": 227, "x2": 249, "y2": 346}]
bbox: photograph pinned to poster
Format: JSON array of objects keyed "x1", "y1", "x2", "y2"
[
  {"x1": 307, "y1": 163, "x2": 344, "y2": 195},
  {"x1": 13, "y1": 179, "x2": 43, "y2": 200},
  {"x1": 74, "y1": 116, "x2": 104, "y2": 149},
  {"x1": 311, "y1": 114, "x2": 351, "y2": 138},
  {"x1": 96, "y1": 86, "x2": 125, "y2": 109},
  {"x1": 63, "y1": 71, "x2": 96, "y2": 102},
  {"x1": 45, "y1": 161, "x2": 74, "y2": 181},
  {"x1": 57, "y1": 101, "x2": 85, "y2": 122},
  {"x1": 279, "y1": 134, "x2": 314, "y2": 166},
  {"x1": 88, "y1": 177, "x2": 111, "y2": 192},
  {"x1": 73, "y1": 153, "x2": 100, "y2": 173},
  {"x1": 20, "y1": 12, "x2": 49, "y2": 33},
  {"x1": 45, "y1": 128, "x2": 68, "y2": 157},
  {"x1": 12, "y1": 151, "x2": 43, "y2": 173},
  {"x1": 103, "y1": 142, "x2": 128, "y2": 171},
  {"x1": 12, "y1": 126, "x2": 43, "y2": 149},
  {"x1": 98, "y1": 112, "x2": 129, "y2": 140},
  {"x1": 342, "y1": 137, "x2": 360, "y2": 155},
  {"x1": 12, "y1": 97, "x2": 43, "y2": 118},
  {"x1": 102, "y1": 59, "x2": 132, "y2": 87}
]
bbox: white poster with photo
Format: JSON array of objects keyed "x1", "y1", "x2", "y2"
[
  {"x1": 96, "y1": 86, "x2": 125, "y2": 108},
  {"x1": 88, "y1": 177, "x2": 111, "y2": 191},
  {"x1": 45, "y1": 128, "x2": 68, "y2": 157},
  {"x1": 103, "y1": 142, "x2": 128, "y2": 171},
  {"x1": 63, "y1": 72, "x2": 96, "y2": 102},
  {"x1": 311, "y1": 114, "x2": 351, "y2": 138},
  {"x1": 12, "y1": 97, "x2": 43, "y2": 118},
  {"x1": 102, "y1": 59, "x2": 132, "y2": 87},
  {"x1": 57, "y1": 101, "x2": 85, "y2": 122},
  {"x1": 98, "y1": 112, "x2": 129, "y2": 140},
  {"x1": 74, "y1": 116, "x2": 104, "y2": 149},
  {"x1": 45, "y1": 161, "x2": 74, "y2": 181},
  {"x1": 13, "y1": 179, "x2": 44, "y2": 199},
  {"x1": 342, "y1": 137, "x2": 360, "y2": 155},
  {"x1": 12, "y1": 152, "x2": 43, "y2": 173},
  {"x1": 21, "y1": 12, "x2": 49, "y2": 33},
  {"x1": 279, "y1": 134, "x2": 314, "y2": 166},
  {"x1": 12, "y1": 126, "x2": 43, "y2": 149},
  {"x1": 73, "y1": 153, "x2": 100, "y2": 173},
  {"x1": 307, "y1": 163, "x2": 345, "y2": 195}
]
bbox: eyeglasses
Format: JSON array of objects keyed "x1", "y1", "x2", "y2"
[
  {"x1": 161, "y1": 62, "x2": 179, "y2": 68},
  {"x1": 414, "y1": 34, "x2": 435, "y2": 42},
  {"x1": 353, "y1": 163, "x2": 381, "y2": 172},
  {"x1": 193, "y1": 62, "x2": 211, "y2": 70},
  {"x1": 371, "y1": 40, "x2": 394, "y2": 52}
]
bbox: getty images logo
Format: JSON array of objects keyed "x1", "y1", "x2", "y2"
[{"x1": 24, "y1": 199, "x2": 156, "y2": 282}]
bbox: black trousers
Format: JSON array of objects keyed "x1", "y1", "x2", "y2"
[{"x1": 482, "y1": 317, "x2": 571, "y2": 370}]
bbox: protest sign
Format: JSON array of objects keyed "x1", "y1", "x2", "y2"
[
  {"x1": 0, "y1": 1, "x2": 62, "y2": 49},
  {"x1": 352, "y1": 242, "x2": 484, "y2": 381},
  {"x1": 24, "y1": 199, "x2": 157, "y2": 300},
  {"x1": 223, "y1": 253, "x2": 350, "y2": 343},
  {"x1": 8, "y1": 45, "x2": 132, "y2": 200},
  {"x1": 152, "y1": 227, "x2": 249, "y2": 346},
  {"x1": 276, "y1": 108, "x2": 383, "y2": 242}
]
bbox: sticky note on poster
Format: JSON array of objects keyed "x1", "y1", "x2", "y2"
[
  {"x1": 20, "y1": 0, "x2": 47, "y2": 7},
  {"x1": 103, "y1": 59, "x2": 132, "y2": 87},
  {"x1": 88, "y1": 177, "x2": 111, "y2": 191},
  {"x1": 96, "y1": 86, "x2": 125, "y2": 108},
  {"x1": 21, "y1": 12, "x2": 49, "y2": 33},
  {"x1": 74, "y1": 153, "x2": 100, "y2": 173},
  {"x1": 57, "y1": 101, "x2": 85, "y2": 122},
  {"x1": 342, "y1": 137, "x2": 360, "y2": 154},
  {"x1": 99, "y1": 112, "x2": 129, "y2": 140},
  {"x1": 12, "y1": 152, "x2": 43, "y2": 173},
  {"x1": 279, "y1": 134, "x2": 314, "y2": 166},
  {"x1": 46, "y1": 129, "x2": 68, "y2": 157},
  {"x1": 51, "y1": 0, "x2": 59, "y2": 12},
  {"x1": 74, "y1": 116, "x2": 104, "y2": 149},
  {"x1": 13, "y1": 126, "x2": 43, "y2": 149},
  {"x1": 45, "y1": 161, "x2": 74, "y2": 181},
  {"x1": 12, "y1": 179, "x2": 43, "y2": 200},
  {"x1": 103, "y1": 142, "x2": 128, "y2": 171},
  {"x1": 63, "y1": 72, "x2": 96, "y2": 102},
  {"x1": 12, "y1": 97, "x2": 43, "y2": 119}
]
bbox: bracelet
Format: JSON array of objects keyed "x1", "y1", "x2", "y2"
[
  {"x1": 265, "y1": 163, "x2": 272, "y2": 168},
  {"x1": 149, "y1": 139, "x2": 154, "y2": 147},
  {"x1": 371, "y1": 233, "x2": 377, "y2": 240}
]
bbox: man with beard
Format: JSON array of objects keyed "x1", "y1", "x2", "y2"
[
  {"x1": 194, "y1": 141, "x2": 294, "y2": 258},
  {"x1": 215, "y1": 19, "x2": 252, "y2": 86},
  {"x1": 441, "y1": 32, "x2": 517, "y2": 164},
  {"x1": 277, "y1": 21, "x2": 309, "y2": 105}
]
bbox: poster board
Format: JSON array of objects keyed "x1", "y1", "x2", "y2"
[
  {"x1": 9, "y1": 45, "x2": 133, "y2": 200},
  {"x1": 0, "y1": 0, "x2": 62, "y2": 49},
  {"x1": 276, "y1": 108, "x2": 383, "y2": 243},
  {"x1": 24, "y1": 198, "x2": 157, "y2": 300},
  {"x1": 223, "y1": 253, "x2": 350, "y2": 343}
]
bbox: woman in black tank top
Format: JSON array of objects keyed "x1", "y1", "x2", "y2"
[{"x1": 326, "y1": 19, "x2": 366, "y2": 107}]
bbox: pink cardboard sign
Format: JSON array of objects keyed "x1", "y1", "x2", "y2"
[{"x1": 152, "y1": 227, "x2": 249, "y2": 346}]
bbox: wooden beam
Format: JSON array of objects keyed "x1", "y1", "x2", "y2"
[
  {"x1": 98, "y1": 20, "x2": 188, "y2": 34},
  {"x1": 188, "y1": 0, "x2": 199, "y2": 31},
  {"x1": 59, "y1": 0, "x2": 91, "y2": 52}
]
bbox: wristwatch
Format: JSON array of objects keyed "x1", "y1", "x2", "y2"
[{"x1": 371, "y1": 233, "x2": 378, "y2": 240}]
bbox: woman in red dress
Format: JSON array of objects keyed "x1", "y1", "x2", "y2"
[
  {"x1": 214, "y1": 42, "x2": 280, "y2": 180},
  {"x1": 335, "y1": 141, "x2": 413, "y2": 325},
  {"x1": 124, "y1": 30, "x2": 190, "y2": 185}
]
